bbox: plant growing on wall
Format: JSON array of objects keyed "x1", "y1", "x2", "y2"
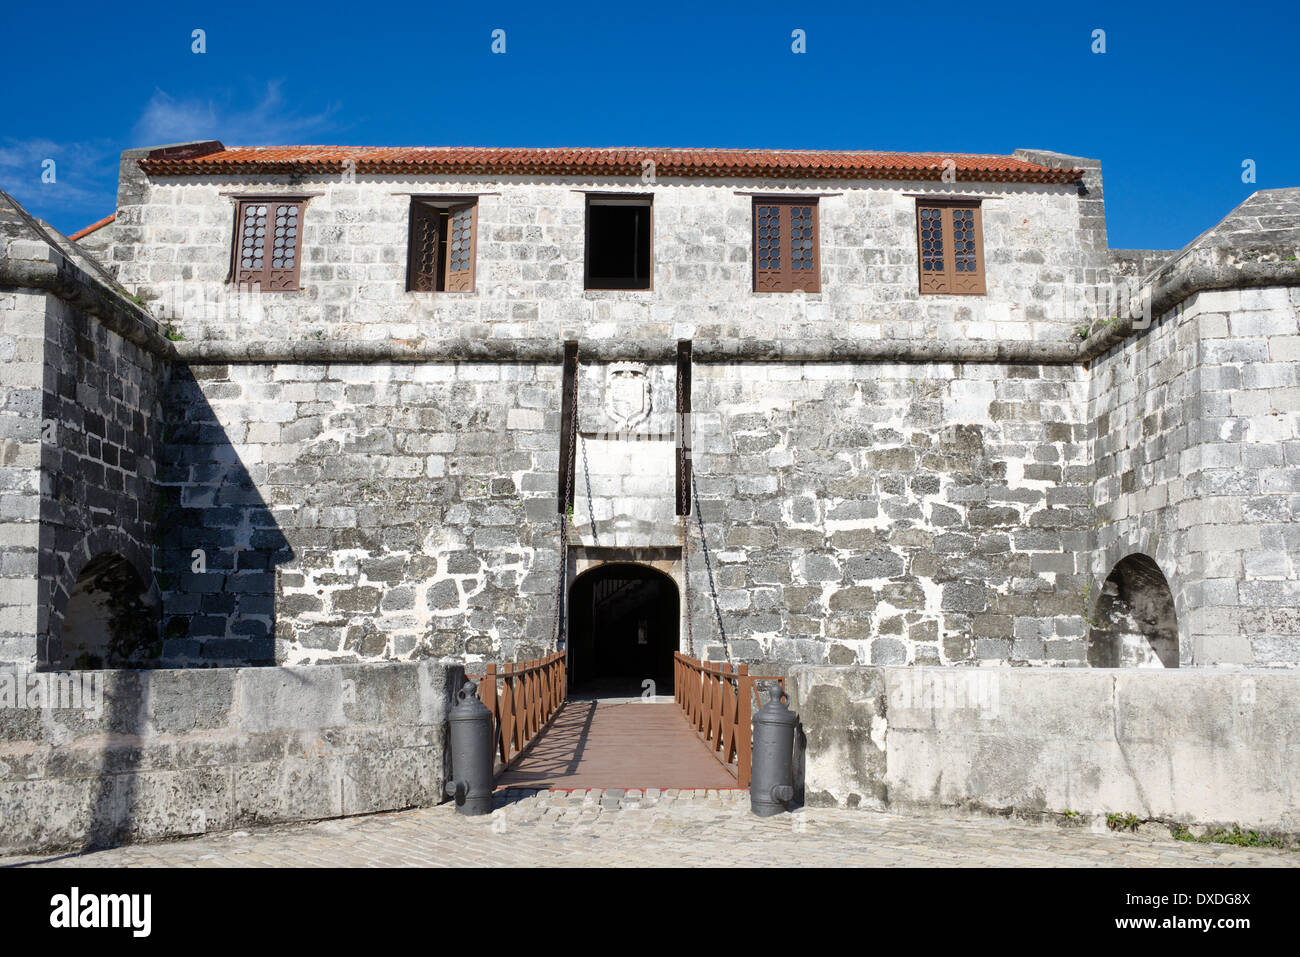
[{"x1": 1081, "y1": 579, "x2": 1104, "y2": 630}]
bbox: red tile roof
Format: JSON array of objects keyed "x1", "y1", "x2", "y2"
[
  {"x1": 137, "y1": 146, "x2": 1084, "y2": 184},
  {"x1": 69, "y1": 213, "x2": 115, "y2": 240}
]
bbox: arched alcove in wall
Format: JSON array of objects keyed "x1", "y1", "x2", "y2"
[
  {"x1": 1087, "y1": 553, "x2": 1179, "y2": 668},
  {"x1": 59, "y1": 552, "x2": 160, "y2": 669}
]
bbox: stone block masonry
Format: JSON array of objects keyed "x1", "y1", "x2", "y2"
[
  {"x1": 111, "y1": 157, "x2": 1107, "y2": 351},
  {"x1": 1090, "y1": 285, "x2": 1300, "y2": 666},
  {"x1": 2, "y1": 167, "x2": 1299, "y2": 855},
  {"x1": 157, "y1": 357, "x2": 1091, "y2": 669},
  {"x1": 0, "y1": 658, "x2": 456, "y2": 854},
  {"x1": 157, "y1": 360, "x2": 562, "y2": 666},
  {"x1": 0, "y1": 286, "x2": 45, "y2": 665},
  {"x1": 690, "y1": 360, "x2": 1092, "y2": 667},
  {"x1": 39, "y1": 293, "x2": 163, "y2": 667},
  {"x1": 1, "y1": 199, "x2": 166, "y2": 670}
]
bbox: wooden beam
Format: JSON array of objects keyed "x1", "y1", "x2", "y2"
[
  {"x1": 557, "y1": 341, "x2": 579, "y2": 513},
  {"x1": 676, "y1": 340, "x2": 692, "y2": 515}
]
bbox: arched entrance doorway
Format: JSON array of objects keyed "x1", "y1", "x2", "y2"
[
  {"x1": 567, "y1": 563, "x2": 679, "y2": 697},
  {"x1": 1088, "y1": 553, "x2": 1179, "y2": 668},
  {"x1": 60, "y1": 552, "x2": 159, "y2": 669}
]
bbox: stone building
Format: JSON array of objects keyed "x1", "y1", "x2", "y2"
[{"x1": 3, "y1": 143, "x2": 1299, "y2": 682}]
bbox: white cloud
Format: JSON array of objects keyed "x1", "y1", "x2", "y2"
[
  {"x1": 0, "y1": 138, "x2": 64, "y2": 171},
  {"x1": 1, "y1": 83, "x2": 339, "y2": 232},
  {"x1": 132, "y1": 81, "x2": 337, "y2": 147}
]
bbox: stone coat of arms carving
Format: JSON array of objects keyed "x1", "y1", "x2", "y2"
[{"x1": 604, "y1": 362, "x2": 651, "y2": 431}]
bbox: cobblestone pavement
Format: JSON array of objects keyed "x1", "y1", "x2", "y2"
[{"x1": 4, "y1": 789, "x2": 1296, "y2": 868}]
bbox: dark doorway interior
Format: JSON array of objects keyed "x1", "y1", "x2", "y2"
[{"x1": 568, "y1": 563, "x2": 678, "y2": 697}]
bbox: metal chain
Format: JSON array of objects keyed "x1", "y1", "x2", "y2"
[
  {"x1": 580, "y1": 431, "x2": 598, "y2": 547},
  {"x1": 691, "y1": 470, "x2": 728, "y2": 659},
  {"x1": 682, "y1": 513, "x2": 694, "y2": 656},
  {"x1": 553, "y1": 360, "x2": 580, "y2": 652},
  {"x1": 552, "y1": 512, "x2": 568, "y2": 652}
]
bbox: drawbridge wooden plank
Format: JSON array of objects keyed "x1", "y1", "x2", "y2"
[{"x1": 494, "y1": 700, "x2": 740, "y2": 790}]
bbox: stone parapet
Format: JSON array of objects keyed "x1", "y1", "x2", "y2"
[
  {"x1": 0, "y1": 658, "x2": 458, "y2": 854},
  {"x1": 787, "y1": 664, "x2": 1300, "y2": 833}
]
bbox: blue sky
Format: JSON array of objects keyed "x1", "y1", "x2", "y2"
[{"x1": 3, "y1": 0, "x2": 1296, "y2": 248}]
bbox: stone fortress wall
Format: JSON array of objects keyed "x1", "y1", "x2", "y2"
[
  {"x1": 148, "y1": 357, "x2": 1091, "y2": 670},
  {"x1": 1, "y1": 147, "x2": 1298, "y2": 672},
  {"x1": 1088, "y1": 188, "x2": 1300, "y2": 667},
  {"x1": 2, "y1": 150, "x2": 1299, "y2": 853},
  {"x1": 93, "y1": 146, "x2": 1109, "y2": 669}
]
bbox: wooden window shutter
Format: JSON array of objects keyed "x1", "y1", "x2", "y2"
[
  {"x1": 949, "y1": 205, "x2": 985, "y2": 295},
  {"x1": 754, "y1": 199, "x2": 819, "y2": 293},
  {"x1": 917, "y1": 202, "x2": 985, "y2": 295},
  {"x1": 232, "y1": 198, "x2": 303, "y2": 291},
  {"x1": 443, "y1": 203, "x2": 477, "y2": 292},
  {"x1": 754, "y1": 202, "x2": 784, "y2": 291},
  {"x1": 408, "y1": 201, "x2": 441, "y2": 292},
  {"x1": 917, "y1": 204, "x2": 950, "y2": 294}
]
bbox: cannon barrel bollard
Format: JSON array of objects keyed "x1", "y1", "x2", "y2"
[
  {"x1": 445, "y1": 680, "x2": 494, "y2": 815},
  {"x1": 750, "y1": 683, "x2": 797, "y2": 816}
]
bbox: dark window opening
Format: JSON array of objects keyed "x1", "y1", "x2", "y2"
[{"x1": 585, "y1": 199, "x2": 652, "y2": 290}]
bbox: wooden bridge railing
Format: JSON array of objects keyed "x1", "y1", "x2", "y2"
[
  {"x1": 466, "y1": 651, "x2": 566, "y2": 770},
  {"x1": 672, "y1": 652, "x2": 785, "y2": 788}
]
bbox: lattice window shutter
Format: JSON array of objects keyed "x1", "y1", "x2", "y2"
[
  {"x1": 233, "y1": 200, "x2": 268, "y2": 287},
  {"x1": 917, "y1": 205, "x2": 951, "y2": 294},
  {"x1": 443, "y1": 203, "x2": 477, "y2": 292},
  {"x1": 232, "y1": 199, "x2": 302, "y2": 290},
  {"x1": 408, "y1": 202, "x2": 441, "y2": 292},
  {"x1": 949, "y1": 205, "x2": 985, "y2": 295},
  {"x1": 917, "y1": 203, "x2": 985, "y2": 295},
  {"x1": 754, "y1": 203, "x2": 785, "y2": 292},
  {"x1": 755, "y1": 201, "x2": 819, "y2": 292},
  {"x1": 787, "y1": 203, "x2": 819, "y2": 293},
  {"x1": 264, "y1": 201, "x2": 302, "y2": 292}
]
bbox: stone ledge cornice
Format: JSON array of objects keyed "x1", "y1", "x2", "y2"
[
  {"x1": 167, "y1": 336, "x2": 1085, "y2": 365},
  {"x1": 1077, "y1": 249, "x2": 1300, "y2": 360},
  {"x1": 8, "y1": 254, "x2": 1296, "y2": 368},
  {"x1": 0, "y1": 255, "x2": 175, "y2": 359}
]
